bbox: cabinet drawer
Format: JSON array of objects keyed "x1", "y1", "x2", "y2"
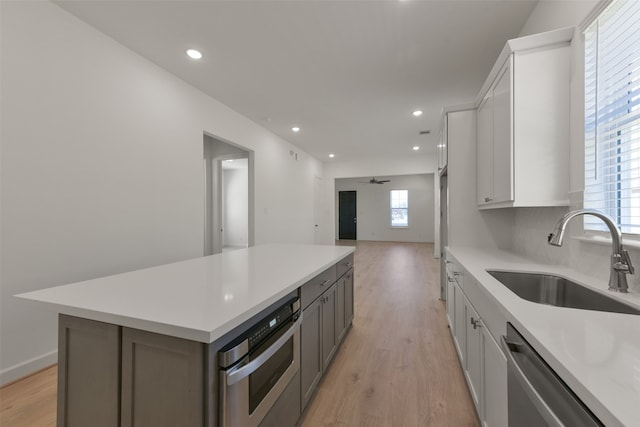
[
  {"x1": 463, "y1": 275, "x2": 507, "y2": 343},
  {"x1": 300, "y1": 266, "x2": 337, "y2": 310},
  {"x1": 336, "y1": 254, "x2": 354, "y2": 279}
]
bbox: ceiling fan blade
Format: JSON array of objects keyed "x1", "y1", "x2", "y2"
[{"x1": 378, "y1": 180, "x2": 390, "y2": 183}]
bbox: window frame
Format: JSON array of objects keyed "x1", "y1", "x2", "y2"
[
  {"x1": 390, "y1": 189, "x2": 409, "y2": 228},
  {"x1": 582, "y1": 0, "x2": 640, "y2": 238}
]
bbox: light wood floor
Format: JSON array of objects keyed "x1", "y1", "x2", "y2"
[
  {"x1": 0, "y1": 241, "x2": 479, "y2": 427},
  {"x1": 300, "y1": 241, "x2": 479, "y2": 426}
]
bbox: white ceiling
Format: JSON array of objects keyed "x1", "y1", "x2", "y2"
[{"x1": 55, "y1": 0, "x2": 537, "y2": 162}]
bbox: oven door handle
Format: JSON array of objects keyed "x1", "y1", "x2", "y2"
[
  {"x1": 501, "y1": 336, "x2": 563, "y2": 427},
  {"x1": 225, "y1": 313, "x2": 302, "y2": 386}
]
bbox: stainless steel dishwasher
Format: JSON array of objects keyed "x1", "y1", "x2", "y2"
[{"x1": 501, "y1": 323, "x2": 603, "y2": 426}]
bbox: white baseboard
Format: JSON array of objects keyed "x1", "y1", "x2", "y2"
[{"x1": 0, "y1": 350, "x2": 57, "y2": 387}]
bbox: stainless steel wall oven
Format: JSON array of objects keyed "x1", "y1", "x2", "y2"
[{"x1": 218, "y1": 297, "x2": 301, "y2": 427}]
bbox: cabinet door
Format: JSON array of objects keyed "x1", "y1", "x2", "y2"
[
  {"x1": 335, "y1": 277, "x2": 346, "y2": 343},
  {"x1": 344, "y1": 269, "x2": 354, "y2": 327},
  {"x1": 300, "y1": 298, "x2": 323, "y2": 411},
  {"x1": 491, "y1": 60, "x2": 513, "y2": 204},
  {"x1": 121, "y1": 328, "x2": 204, "y2": 427},
  {"x1": 57, "y1": 315, "x2": 120, "y2": 427},
  {"x1": 322, "y1": 284, "x2": 337, "y2": 371},
  {"x1": 477, "y1": 92, "x2": 493, "y2": 205},
  {"x1": 446, "y1": 276, "x2": 455, "y2": 330},
  {"x1": 464, "y1": 298, "x2": 482, "y2": 414},
  {"x1": 482, "y1": 330, "x2": 507, "y2": 427},
  {"x1": 453, "y1": 282, "x2": 466, "y2": 363}
]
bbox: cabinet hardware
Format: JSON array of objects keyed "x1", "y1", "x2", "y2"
[
  {"x1": 453, "y1": 272, "x2": 462, "y2": 277},
  {"x1": 484, "y1": 197, "x2": 493, "y2": 203},
  {"x1": 470, "y1": 317, "x2": 482, "y2": 329},
  {"x1": 320, "y1": 279, "x2": 330, "y2": 287}
]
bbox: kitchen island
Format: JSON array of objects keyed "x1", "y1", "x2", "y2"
[{"x1": 17, "y1": 243, "x2": 355, "y2": 427}]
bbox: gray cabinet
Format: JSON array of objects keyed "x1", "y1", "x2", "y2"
[
  {"x1": 57, "y1": 315, "x2": 121, "y2": 427},
  {"x1": 121, "y1": 328, "x2": 204, "y2": 427},
  {"x1": 300, "y1": 297, "x2": 323, "y2": 410},
  {"x1": 321, "y1": 283, "x2": 337, "y2": 371},
  {"x1": 301, "y1": 283, "x2": 338, "y2": 411},
  {"x1": 344, "y1": 269, "x2": 354, "y2": 327},
  {"x1": 336, "y1": 269, "x2": 354, "y2": 344},
  {"x1": 300, "y1": 262, "x2": 355, "y2": 412},
  {"x1": 57, "y1": 315, "x2": 206, "y2": 427},
  {"x1": 336, "y1": 276, "x2": 346, "y2": 343}
]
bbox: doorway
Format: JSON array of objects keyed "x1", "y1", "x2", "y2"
[
  {"x1": 203, "y1": 134, "x2": 253, "y2": 256},
  {"x1": 313, "y1": 176, "x2": 323, "y2": 244},
  {"x1": 338, "y1": 191, "x2": 357, "y2": 240},
  {"x1": 221, "y1": 158, "x2": 249, "y2": 251}
]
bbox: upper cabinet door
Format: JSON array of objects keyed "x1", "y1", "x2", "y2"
[
  {"x1": 476, "y1": 92, "x2": 493, "y2": 205},
  {"x1": 491, "y1": 60, "x2": 513, "y2": 204},
  {"x1": 475, "y1": 27, "x2": 572, "y2": 209}
]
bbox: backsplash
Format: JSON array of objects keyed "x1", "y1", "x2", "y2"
[{"x1": 511, "y1": 192, "x2": 640, "y2": 293}]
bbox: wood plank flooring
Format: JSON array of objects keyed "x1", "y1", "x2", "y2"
[
  {"x1": 0, "y1": 241, "x2": 479, "y2": 427},
  {"x1": 0, "y1": 365, "x2": 57, "y2": 426},
  {"x1": 300, "y1": 241, "x2": 480, "y2": 426}
]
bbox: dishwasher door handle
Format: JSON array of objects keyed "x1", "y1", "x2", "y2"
[{"x1": 501, "y1": 336, "x2": 564, "y2": 427}]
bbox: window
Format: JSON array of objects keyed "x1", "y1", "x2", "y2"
[
  {"x1": 390, "y1": 190, "x2": 408, "y2": 227},
  {"x1": 584, "y1": 0, "x2": 640, "y2": 234}
]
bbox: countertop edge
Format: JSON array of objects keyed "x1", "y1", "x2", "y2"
[{"x1": 17, "y1": 244, "x2": 356, "y2": 344}]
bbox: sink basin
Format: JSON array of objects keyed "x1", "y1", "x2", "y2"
[{"x1": 487, "y1": 270, "x2": 640, "y2": 315}]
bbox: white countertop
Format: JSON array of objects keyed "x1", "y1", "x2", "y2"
[
  {"x1": 447, "y1": 246, "x2": 640, "y2": 427},
  {"x1": 17, "y1": 244, "x2": 355, "y2": 343}
]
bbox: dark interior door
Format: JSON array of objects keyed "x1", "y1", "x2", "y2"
[{"x1": 338, "y1": 191, "x2": 357, "y2": 240}]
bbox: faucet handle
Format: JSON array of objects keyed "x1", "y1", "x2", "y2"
[
  {"x1": 614, "y1": 250, "x2": 635, "y2": 274},
  {"x1": 623, "y1": 250, "x2": 635, "y2": 275}
]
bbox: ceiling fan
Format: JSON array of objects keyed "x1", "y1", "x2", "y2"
[{"x1": 358, "y1": 177, "x2": 391, "y2": 184}]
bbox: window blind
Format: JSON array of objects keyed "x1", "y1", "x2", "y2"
[{"x1": 584, "y1": 0, "x2": 640, "y2": 234}]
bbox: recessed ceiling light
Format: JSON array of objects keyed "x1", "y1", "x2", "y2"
[
  {"x1": 412, "y1": 110, "x2": 423, "y2": 117},
  {"x1": 291, "y1": 126, "x2": 301, "y2": 132},
  {"x1": 413, "y1": 146, "x2": 420, "y2": 151},
  {"x1": 329, "y1": 154, "x2": 335, "y2": 158},
  {"x1": 186, "y1": 49, "x2": 202, "y2": 59}
]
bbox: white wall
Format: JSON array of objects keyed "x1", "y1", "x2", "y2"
[
  {"x1": 322, "y1": 154, "x2": 438, "y2": 245},
  {"x1": 446, "y1": 109, "x2": 514, "y2": 250},
  {"x1": 223, "y1": 163, "x2": 249, "y2": 248},
  {"x1": 509, "y1": 0, "x2": 640, "y2": 293},
  {"x1": 335, "y1": 174, "x2": 434, "y2": 243},
  {"x1": 0, "y1": 1, "x2": 323, "y2": 384}
]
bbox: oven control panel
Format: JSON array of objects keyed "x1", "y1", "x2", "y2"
[{"x1": 219, "y1": 297, "x2": 300, "y2": 368}]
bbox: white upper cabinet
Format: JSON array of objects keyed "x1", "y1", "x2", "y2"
[{"x1": 476, "y1": 27, "x2": 573, "y2": 209}]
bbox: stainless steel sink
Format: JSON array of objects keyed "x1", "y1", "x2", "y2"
[{"x1": 487, "y1": 270, "x2": 640, "y2": 315}]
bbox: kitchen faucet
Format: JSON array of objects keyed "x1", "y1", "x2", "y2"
[{"x1": 548, "y1": 209, "x2": 635, "y2": 293}]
